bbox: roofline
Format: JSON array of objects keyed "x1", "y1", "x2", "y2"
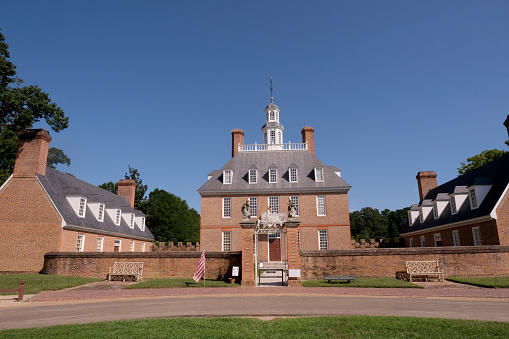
[
  {"x1": 36, "y1": 175, "x2": 67, "y2": 228},
  {"x1": 491, "y1": 182, "x2": 509, "y2": 219},
  {"x1": 400, "y1": 215, "x2": 494, "y2": 237},
  {"x1": 0, "y1": 174, "x2": 13, "y2": 191},
  {"x1": 63, "y1": 225, "x2": 154, "y2": 241},
  {"x1": 198, "y1": 187, "x2": 351, "y2": 196}
]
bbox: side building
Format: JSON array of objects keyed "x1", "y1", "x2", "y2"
[
  {"x1": 0, "y1": 129, "x2": 154, "y2": 272},
  {"x1": 198, "y1": 98, "x2": 352, "y2": 262}
]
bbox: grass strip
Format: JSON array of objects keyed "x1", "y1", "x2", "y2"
[
  {"x1": 123, "y1": 278, "x2": 240, "y2": 289},
  {"x1": 0, "y1": 316, "x2": 508, "y2": 338},
  {"x1": 302, "y1": 277, "x2": 423, "y2": 288},
  {"x1": 0, "y1": 274, "x2": 101, "y2": 295},
  {"x1": 446, "y1": 276, "x2": 509, "y2": 288}
]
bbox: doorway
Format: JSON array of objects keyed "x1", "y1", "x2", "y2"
[{"x1": 268, "y1": 232, "x2": 281, "y2": 261}]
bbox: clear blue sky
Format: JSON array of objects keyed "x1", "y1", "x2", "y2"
[{"x1": 1, "y1": 1, "x2": 508, "y2": 214}]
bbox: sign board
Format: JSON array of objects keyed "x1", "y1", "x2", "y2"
[
  {"x1": 232, "y1": 266, "x2": 239, "y2": 277},
  {"x1": 288, "y1": 269, "x2": 301, "y2": 278}
]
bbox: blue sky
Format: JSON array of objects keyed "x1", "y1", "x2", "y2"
[{"x1": 1, "y1": 1, "x2": 508, "y2": 214}]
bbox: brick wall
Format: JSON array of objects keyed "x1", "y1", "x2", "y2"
[
  {"x1": 42, "y1": 251, "x2": 242, "y2": 280},
  {"x1": 495, "y1": 190, "x2": 509, "y2": 245},
  {"x1": 60, "y1": 229, "x2": 152, "y2": 253},
  {"x1": 300, "y1": 246, "x2": 509, "y2": 279}
]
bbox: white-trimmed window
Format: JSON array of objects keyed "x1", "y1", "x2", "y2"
[
  {"x1": 298, "y1": 230, "x2": 301, "y2": 250},
  {"x1": 316, "y1": 195, "x2": 326, "y2": 216},
  {"x1": 223, "y1": 197, "x2": 232, "y2": 218},
  {"x1": 289, "y1": 168, "x2": 298, "y2": 183},
  {"x1": 472, "y1": 227, "x2": 482, "y2": 246},
  {"x1": 249, "y1": 169, "x2": 257, "y2": 184},
  {"x1": 314, "y1": 167, "x2": 324, "y2": 182},
  {"x1": 290, "y1": 196, "x2": 299, "y2": 216},
  {"x1": 78, "y1": 197, "x2": 87, "y2": 218},
  {"x1": 141, "y1": 242, "x2": 146, "y2": 252},
  {"x1": 115, "y1": 209, "x2": 121, "y2": 226},
  {"x1": 98, "y1": 204, "x2": 105, "y2": 222},
  {"x1": 269, "y1": 168, "x2": 277, "y2": 183},
  {"x1": 434, "y1": 233, "x2": 442, "y2": 247},
  {"x1": 222, "y1": 231, "x2": 231, "y2": 251},
  {"x1": 249, "y1": 197, "x2": 258, "y2": 217},
  {"x1": 97, "y1": 236, "x2": 104, "y2": 252},
  {"x1": 223, "y1": 170, "x2": 233, "y2": 184},
  {"x1": 470, "y1": 189, "x2": 478, "y2": 209},
  {"x1": 130, "y1": 214, "x2": 135, "y2": 229},
  {"x1": 277, "y1": 131, "x2": 282, "y2": 144},
  {"x1": 270, "y1": 130, "x2": 276, "y2": 144},
  {"x1": 409, "y1": 238, "x2": 414, "y2": 247},
  {"x1": 114, "y1": 239, "x2": 121, "y2": 252},
  {"x1": 450, "y1": 196, "x2": 457, "y2": 214},
  {"x1": 452, "y1": 230, "x2": 460, "y2": 246},
  {"x1": 420, "y1": 236, "x2": 426, "y2": 247},
  {"x1": 141, "y1": 217, "x2": 145, "y2": 231},
  {"x1": 269, "y1": 196, "x2": 279, "y2": 213},
  {"x1": 76, "y1": 234, "x2": 85, "y2": 252},
  {"x1": 433, "y1": 202, "x2": 439, "y2": 219},
  {"x1": 130, "y1": 241, "x2": 135, "y2": 252},
  {"x1": 318, "y1": 230, "x2": 328, "y2": 250},
  {"x1": 269, "y1": 111, "x2": 275, "y2": 121}
]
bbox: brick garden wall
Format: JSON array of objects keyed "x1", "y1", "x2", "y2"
[
  {"x1": 42, "y1": 251, "x2": 242, "y2": 281},
  {"x1": 300, "y1": 246, "x2": 509, "y2": 279}
]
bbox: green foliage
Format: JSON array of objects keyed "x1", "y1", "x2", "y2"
[
  {"x1": 46, "y1": 147, "x2": 70, "y2": 169},
  {"x1": 302, "y1": 278, "x2": 423, "y2": 288},
  {"x1": 349, "y1": 207, "x2": 408, "y2": 244},
  {"x1": 99, "y1": 165, "x2": 148, "y2": 212},
  {"x1": 124, "y1": 278, "x2": 239, "y2": 289},
  {"x1": 446, "y1": 276, "x2": 509, "y2": 288},
  {"x1": 0, "y1": 274, "x2": 101, "y2": 295},
  {"x1": 98, "y1": 181, "x2": 117, "y2": 194},
  {"x1": 458, "y1": 149, "x2": 508, "y2": 175},
  {"x1": 0, "y1": 29, "x2": 69, "y2": 185},
  {"x1": 145, "y1": 189, "x2": 200, "y2": 243}
]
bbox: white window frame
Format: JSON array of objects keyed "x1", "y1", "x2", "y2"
[
  {"x1": 114, "y1": 239, "x2": 121, "y2": 252},
  {"x1": 141, "y1": 217, "x2": 145, "y2": 231},
  {"x1": 318, "y1": 230, "x2": 328, "y2": 250},
  {"x1": 249, "y1": 169, "x2": 258, "y2": 184},
  {"x1": 470, "y1": 188, "x2": 478, "y2": 209},
  {"x1": 420, "y1": 235, "x2": 426, "y2": 247},
  {"x1": 314, "y1": 167, "x2": 324, "y2": 182},
  {"x1": 289, "y1": 168, "x2": 298, "y2": 183},
  {"x1": 97, "y1": 236, "x2": 104, "y2": 252},
  {"x1": 76, "y1": 234, "x2": 85, "y2": 252},
  {"x1": 450, "y1": 196, "x2": 457, "y2": 214},
  {"x1": 115, "y1": 209, "x2": 121, "y2": 226},
  {"x1": 130, "y1": 214, "x2": 135, "y2": 229},
  {"x1": 290, "y1": 196, "x2": 299, "y2": 216},
  {"x1": 223, "y1": 170, "x2": 233, "y2": 184},
  {"x1": 269, "y1": 111, "x2": 275, "y2": 121},
  {"x1": 222, "y1": 231, "x2": 231, "y2": 251},
  {"x1": 98, "y1": 203, "x2": 105, "y2": 222},
  {"x1": 433, "y1": 201, "x2": 439, "y2": 219},
  {"x1": 270, "y1": 130, "x2": 276, "y2": 144},
  {"x1": 249, "y1": 197, "x2": 258, "y2": 217},
  {"x1": 269, "y1": 168, "x2": 277, "y2": 183},
  {"x1": 409, "y1": 238, "x2": 414, "y2": 248},
  {"x1": 222, "y1": 197, "x2": 232, "y2": 218},
  {"x1": 316, "y1": 195, "x2": 326, "y2": 216},
  {"x1": 130, "y1": 241, "x2": 135, "y2": 252},
  {"x1": 434, "y1": 233, "x2": 442, "y2": 247},
  {"x1": 472, "y1": 226, "x2": 482, "y2": 246},
  {"x1": 298, "y1": 230, "x2": 301, "y2": 250},
  {"x1": 452, "y1": 230, "x2": 460, "y2": 246},
  {"x1": 78, "y1": 197, "x2": 87, "y2": 218},
  {"x1": 141, "y1": 242, "x2": 146, "y2": 252},
  {"x1": 269, "y1": 196, "x2": 279, "y2": 213}
]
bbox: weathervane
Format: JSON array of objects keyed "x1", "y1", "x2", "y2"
[{"x1": 269, "y1": 76, "x2": 274, "y2": 102}]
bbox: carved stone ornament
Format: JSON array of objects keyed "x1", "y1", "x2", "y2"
[
  {"x1": 254, "y1": 211, "x2": 287, "y2": 234},
  {"x1": 241, "y1": 199, "x2": 251, "y2": 220},
  {"x1": 287, "y1": 198, "x2": 297, "y2": 219}
]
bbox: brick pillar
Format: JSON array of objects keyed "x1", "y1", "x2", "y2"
[
  {"x1": 13, "y1": 129, "x2": 52, "y2": 177},
  {"x1": 231, "y1": 129, "x2": 244, "y2": 158},
  {"x1": 284, "y1": 220, "x2": 301, "y2": 287},
  {"x1": 416, "y1": 171, "x2": 437, "y2": 202},
  {"x1": 117, "y1": 179, "x2": 137, "y2": 208},
  {"x1": 301, "y1": 127, "x2": 315, "y2": 156},
  {"x1": 240, "y1": 220, "x2": 255, "y2": 286}
]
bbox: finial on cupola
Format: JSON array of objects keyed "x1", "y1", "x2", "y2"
[{"x1": 269, "y1": 76, "x2": 275, "y2": 102}]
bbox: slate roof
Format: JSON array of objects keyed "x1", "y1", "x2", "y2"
[
  {"x1": 198, "y1": 150, "x2": 351, "y2": 195},
  {"x1": 400, "y1": 153, "x2": 509, "y2": 235},
  {"x1": 37, "y1": 167, "x2": 154, "y2": 240}
]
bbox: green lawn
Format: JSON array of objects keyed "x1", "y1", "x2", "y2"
[
  {"x1": 0, "y1": 274, "x2": 101, "y2": 295},
  {"x1": 123, "y1": 278, "x2": 240, "y2": 289},
  {"x1": 446, "y1": 276, "x2": 509, "y2": 288},
  {"x1": 302, "y1": 277, "x2": 423, "y2": 288},
  {"x1": 0, "y1": 316, "x2": 508, "y2": 338}
]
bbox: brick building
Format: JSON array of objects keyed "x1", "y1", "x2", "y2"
[
  {"x1": 198, "y1": 95, "x2": 352, "y2": 267},
  {"x1": 0, "y1": 129, "x2": 154, "y2": 272},
  {"x1": 400, "y1": 119, "x2": 509, "y2": 247}
]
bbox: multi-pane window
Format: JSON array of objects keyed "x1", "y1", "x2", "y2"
[
  {"x1": 222, "y1": 231, "x2": 231, "y2": 251},
  {"x1": 269, "y1": 168, "x2": 277, "y2": 183},
  {"x1": 223, "y1": 197, "x2": 232, "y2": 218},
  {"x1": 249, "y1": 197, "x2": 258, "y2": 217},
  {"x1": 289, "y1": 168, "x2": 298, "y2": 183},
  {"x1": 315, "y1": 167, "x2": 324, "y2": 182},
  {"x1": 249, "y1": 169, "x2": 257, "y2": 184},
  {"x1": 269, "y1": 196, "x2": 279, "y2": 213},
  {"x1": 290, "y1": 196, "x2": 299, "y2": 216},
  {"x1": 409, "y1": 238, "x2": 414, "y2": 248},
  {"x1": 223, "y1": 170, "x2": 233, "y2": 184},
  {"x1": 97, "y1": 236, "x2": 104, "y2": 252},
  {"x1": 434, "y1": 233, "x2": 442, "y2": 247},
  {"x1": 270, "y1": 130, "x2": 276, "y2": 144},
  {"x1": 316, "y1": 195, "x2": 326, "y2": 216},
  {"x1": 114, "y1": 239, "x2": 121, "y2": 252},
  {"x1": 78, "y1": 197, "x2": 87, "y2": 217},
  {"x1": 115, "y1": 209, "x2": 121, "y2": 225},
  {"x1": 277, "y1": 131, "x2": 282, "y2": 144},
  {"x1": 141, "y1": 217, "x2": 145, "y2": 231},
  {"x1": 420, "y1": 236, "x2": 426, "y2": 247},
  {"x1": 452, "y1": 230, "x2": 460, "y2": 246},
  {"x1": 130, "y1": 214, "x2": 135, "y2": 229},
  {"x1": 433, "y1": 202, "x2": 439, "y2": 219},
  {"x1": 318, "y1": 230, "x2": 328, "y2": 250},
  {"x1": 141, "y1": 242, "x2": 146, "y2": 252},
  {"x1": 450, "y1": 196, "x2": 457, "y2": 214},
  {"x1": 269, "y1": 111, "x2": 275, "y2": 121},
  {"x1": 470, "y1": 189, "x2": 478, "y2": 209},
  {"x1": 472, "y1": 227, "x2": 482, "y2": 246},
  {"x1": 130, "y1": 241, "x2": 135, "y2": 252},
  {"x1": 98, "y1": 204, "x2": 105, "y2": 222},
  {"x1": 76, "y1": 234, "x2": 85, "y2": 252}
]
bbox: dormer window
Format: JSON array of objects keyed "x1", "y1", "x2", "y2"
[
  {"x1": 78, "y1": 197, "x2": 87, "y2": 218},
  {"x1": 433, "y1": 201, "x2": 439, "y2": 219},
  {"x1": 470, "y1": 189, "x2": 478, "y2": 209},
  {"x1": 223, "y1": 170, "x2": 233, "y2": 184},
  {"x1": 115, "y1": 209, "x2": 121, "y2": 225},
  {"x1": 130, "y1": 214, "x2": 135, "y2": 229},
  {"x1": 141, "y1": 217, "x2": 145, "y2": 231},
  {"x1": 249, "y1": 169, "x2": 258, "y2": 184},
  {"x1": 98, "y1": 204, "x2": 105, "y2": 222},
  {"x1": 269, "y1": 168, "x2": 277, "y2": 183},
  {"x1": 450, "y1": 196, "x2": 457, "y2": 214},
  {"x1": 315, "y1": 167, "x2": 324, "y2": 182},
  {"x1": 289, "y1": 168, "x2": 298, "y2": 183}
]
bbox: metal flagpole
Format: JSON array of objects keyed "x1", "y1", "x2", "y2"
[{"x1": 203, "y1": 250, "x2": 206, "y2": 287}]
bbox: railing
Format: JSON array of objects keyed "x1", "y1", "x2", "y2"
[{"x1": 239, "y1": 142, "x2": 308, "y2": 152}]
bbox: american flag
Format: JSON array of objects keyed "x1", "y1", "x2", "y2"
[{"x1": 193, "y1": 250, "x2": 205, "y2": 283}]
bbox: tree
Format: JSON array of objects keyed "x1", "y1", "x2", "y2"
[
  {"x1": 99, "y1": 165, "x2": 148, "y2": 212},
  {"x1": 145, "y1": 189, "x2": 200, "y2": 243},
  {"x1": 47, "y1": 147, "x2": 70, "y2": 169},
  {"x1": 0, "y1": 29, "x2": 69, "y2": 184},
  {"x1": 457, "y1": 149, "x2": 508, "y2": 175}
]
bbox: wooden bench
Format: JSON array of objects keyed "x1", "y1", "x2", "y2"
[
  {"x1": 324, "y1": 276, "x2": 355, "y2": 284},
  {"x1": 0, "y1": 280, "x2": 25, "y2": 301},
  {"x1": 108, "y1": 262, "x2": 144, "y2": 282},
  {"x1": 405, "y1": 260, "x2": 443, "y2": 282}
]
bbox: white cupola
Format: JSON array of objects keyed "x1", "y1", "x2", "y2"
[{"x1": 261, "y1": 78, "x2": 284, "y2": 145}]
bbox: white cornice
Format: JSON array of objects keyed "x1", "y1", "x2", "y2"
[
  {"x1": 199, "y1": 187, "x2": 350, "y2": 196},
  {"x1": 401, "y1": 215, "x2": 494, "y2": 237}
]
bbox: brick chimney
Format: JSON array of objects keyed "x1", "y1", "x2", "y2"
[
  {"x1": 117, "y1": 179, "x2": 136, "y2": 208},
  {"x1": 504, "y1": 115, "x2": 509, "y2": 138},
  {"x1": 301, "y1": 126, "x2": 315, "y2": 155},
  {"x1": 231, "y1": 129, "x2": 244, "y2": 158},
  {"x1": 13, "y1": 129, "x2": 52, "y2": 177},
  {"x1": 416, "y1": 171, "x2": 437, "y2": 202}
]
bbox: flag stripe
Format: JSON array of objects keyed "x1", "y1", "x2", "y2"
[{"x1": 193, "y1": 251, "x2": 205, "y2": 283}]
